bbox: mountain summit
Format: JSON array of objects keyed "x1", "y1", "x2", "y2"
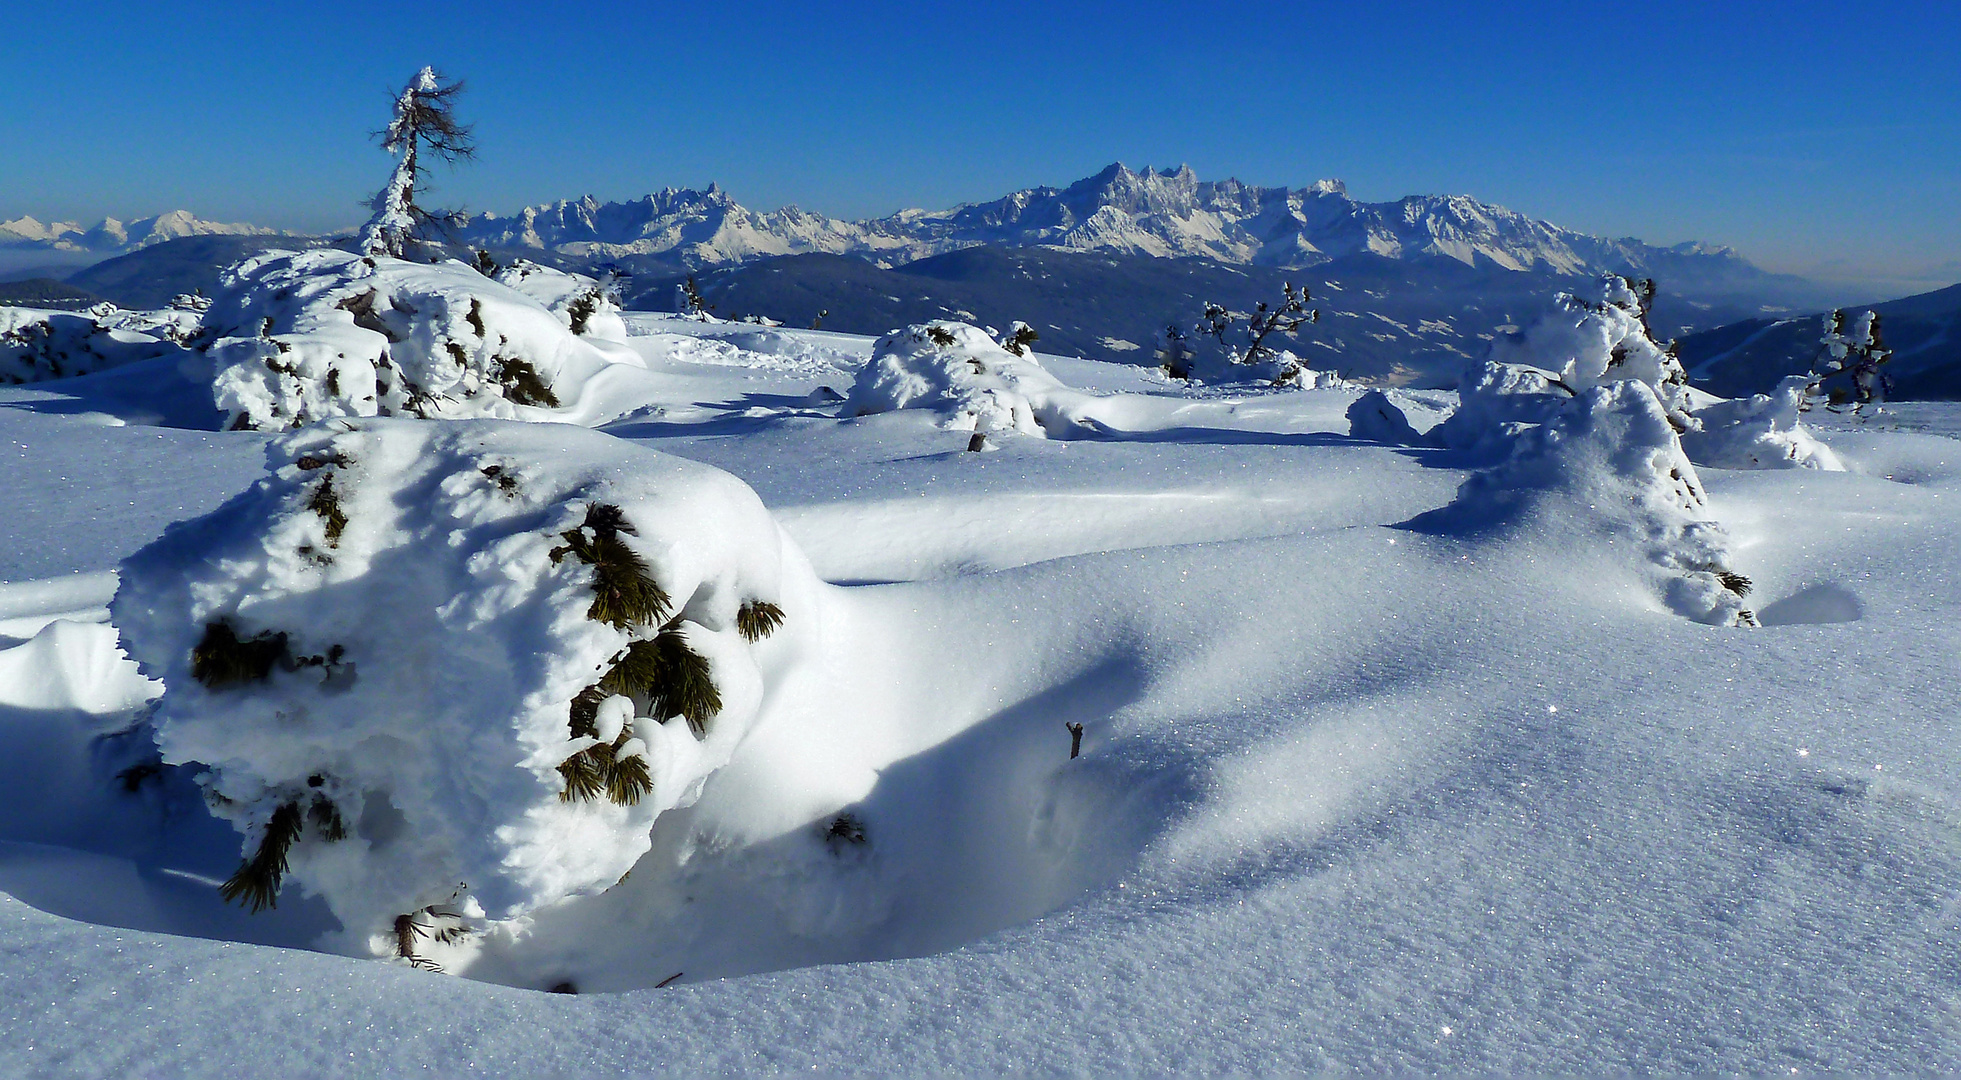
[
  {"x1": 449, "y1": 163, "x2": 1767, "y2": 288},
  {"x1": 0, "y1": 211, "x2": 275, "y2": 256}
]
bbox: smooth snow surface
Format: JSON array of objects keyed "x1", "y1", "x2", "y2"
[{"x1": 1, "y1": 316, "x2": 1958, "y2": 1075}]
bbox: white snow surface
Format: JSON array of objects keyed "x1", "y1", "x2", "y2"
[{"x1": 0, "y1": 314, "x2": 1958, "y2": 1074}]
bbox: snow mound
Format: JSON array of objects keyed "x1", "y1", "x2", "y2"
[
  {"x1": 846, "y1": 321, "x2": 1069, "y2": 436},
  {"x1": 1346, "y1": 388, "x2": 1451, "y2": 444},
  {"x1": 204, "y1": 249, "x2": 645, "y2": 430},
  {"x1": 0, "y1": 303, "x2": 192, "y2": 384},
  {"x1": 112, "y1": 418, "x2": 823, "y2": 961},
  {"x1": 1431, "y1": 360, "x2": 1573, "y2": 458},
  {"x1": 1680, "y1": 375, "x2": 1843, "y2": 471},
  {"x1": 1422, "y1": 381, "x2": 1755, "y2": 625}
]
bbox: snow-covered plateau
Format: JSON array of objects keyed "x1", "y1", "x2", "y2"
[{"x1": 0, "y1": 262, "x2": 1956, "y2": 1074}]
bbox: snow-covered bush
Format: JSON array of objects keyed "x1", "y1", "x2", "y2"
[
  {"x1": 846, "y1": 321, "x2": 1070, "y2": 437},
  {"x1": 203, "y1": 249, "x2": 645, "y2": 430},
  {"x1": 1809, "y1": 309, "x2": 1891, "y2": 417},
  {"x1": 1680, "y1": 375, "x2": 1843, "y2": 471},
  {"x1": 493, "y1": 261, "x2": 628, "y2": 343},
  {"x1": 1153, "y1": 312, "x2": 1334, "y2": 387},
  {"x1": 1430, "y1": 360, "x2": 1572, "y2": 458},
  {"x1": 0, "y1": 303, "x2": 189, "y2": 384},
  {"x1": 1428, "y1": 381, "x2": 1756, "y2": 625},
  {"x1": 1417, "y1": 277, "x2": 1756, "y2": 625},
  {"x1": 113, "y1": 418, "x2": 821, "y2": 965},
  {"x1": 1489, "y1": 274, "x2": 1696, "y2": 433}
]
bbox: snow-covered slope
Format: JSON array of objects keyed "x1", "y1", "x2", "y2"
[{"x1": 2, "y1": 316, "x2": 1959, "y2": 1073}]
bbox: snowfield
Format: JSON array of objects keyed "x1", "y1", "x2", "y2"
[{"x1": 1, "y1": 303, "x2": 1958, "y2": 1074}]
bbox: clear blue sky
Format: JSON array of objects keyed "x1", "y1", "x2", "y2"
[{"x1": 4, "y1": 0, "x2": 1955, "y2": 292}]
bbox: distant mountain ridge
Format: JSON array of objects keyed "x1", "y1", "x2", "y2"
[
  {"x1": 0, "y1": 210, "x2": 276, "y2": 257},
  {"x1": 449, "y1": 163, "x2": 1828, "y2": 308}
]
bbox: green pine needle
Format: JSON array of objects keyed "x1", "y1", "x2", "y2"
[
  {"x1": 498, "y1": 357, "x2": 559, "y2": 408},
  {"x1": 646, "y1": 629, "x2": 721, "y2": 738},
  {"x1": 549, "y1": 505, "x2": 670, "y2": 629},
  {"x1": 219, "y1": 801, "x2": 304, "y2": 912},
  {"x1": 307, "y1": 474, "x2": 348, "y2": 547},
  {"x1": 735, "y1": 600, "x2": 785, "y2": 642},
  {"x1": 308, "y1": 796, "x2": 347, "y2": 842}
]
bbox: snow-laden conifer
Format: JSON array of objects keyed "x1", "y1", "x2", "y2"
[
  {"x1": 358, "y1": 68, "x2": 476, "y2": 259},
  {"x1": 113, "y1": 418, "x2": 821, "y2": 966},
  {"x1": 1423, "y1": 276, "x2": 1758, "y2": 625},
  {"x1": 1810, "y1": 309, "x2": 1891, "y2": 417}
]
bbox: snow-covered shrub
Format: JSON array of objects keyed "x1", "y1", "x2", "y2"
[
  {"x1": 1430, "y1": 360, "x2": 1573, "y2": 458},
  {"x1": 113, "y1": 418, "x2": 821, "y2": 965},
  {"x1": 203, "y1": 249, "x2": 645, "y2": 430},
  {"x1": 493, "y1": 260, "x2": 628, "y2": 343},
  {"x1": 1417, "y1": 277, "x2": 1756, "y2": 625},
  {"x1": 846, "y1": 321, "x2": 1069, "y2": 437},
  {"x1": 1153, "y1": 311, "x2": 1333, "y2": 387},
  {"x1": 1809, "y1": 309, "x2": 1891, "y2": 417},
  {"x1": 1489, "y1": 274, "x2": 1696, "y2": 432},
  {"x1": 1424, "y1": 381, "x2": 1756, "y2": 626},
  {"x1": 0, "y1": 304, "x2": 189, "y2": 384},
  {"x1": 1680, "y1": 375, "x2": 1843, "y2": 471}
]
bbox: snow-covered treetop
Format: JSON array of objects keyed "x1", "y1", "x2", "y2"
[
  {"x1": 1491, "y1": 273, "x2": 1695, "y2": 432},
  {"x1": 358, "y1": 67, "x2": 475, "y2": 258}
]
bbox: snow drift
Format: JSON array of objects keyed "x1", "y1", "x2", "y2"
[
  {"x1": 1407, "y1": 278, "x2": 1759, "y2": 625},
  {"x1": 113, "y1": 418, "x2": 824, "y2": 962},
  {"x1": 1680, "y1": 374, "x2": 1843, "y2": 470},
  {"x1": 204, "y1": 250, "x2": 645, "y2": 430},
  {"x1": 1422, "y1": 380, "x2": 1756, "y2": 625}
]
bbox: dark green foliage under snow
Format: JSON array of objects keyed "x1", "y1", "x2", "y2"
[
  {"x1": 558, "y1": 686, "x2": 655, "y2": 806},
  {"x1": 550, "y1": 504, "x2": 670, "y2": 628},
  {"x1": 307, "y1": 474, "x2": 348, "y2": 546},
  {"x1": 566, "y1": 288, "x2": 600, "y2": 335},
  {"x1": 497, "y1": 357, "x2": 560, "y2": 408},
  {"x1": 736, "y1": 600, "x2": 785, "y2": 642},
  {"x1": 218, "y1": 801, "x2": 305, "y2": 912},
  {"x1": 550, "y1": 501, "x2": 759, "y2": 805},
  {"x1": 191, "y1": 621, "x2": 289, "y2": 688},
  {"x1": 640, "y1": 631, "x2": 723, "y2": 737}
]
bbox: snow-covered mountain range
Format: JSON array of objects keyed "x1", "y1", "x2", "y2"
[
  {"x1": 0, "y1": 210, "x2": 275, "y2": 256},
  {"x1": 451, "y1": 163, "x2": 1764, "y2": 281}
]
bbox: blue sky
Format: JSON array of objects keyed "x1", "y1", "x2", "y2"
[{"x1": 4, "y1": 0, "x2": 1955, "y2": 291}]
